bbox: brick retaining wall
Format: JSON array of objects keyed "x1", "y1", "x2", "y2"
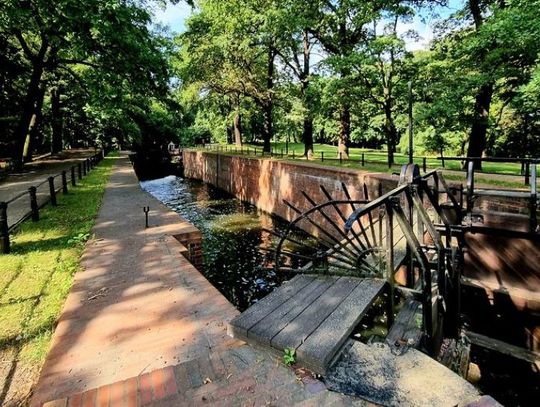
[{"x1": 182, "y1": 151, "x2": 399, "y2": 228}]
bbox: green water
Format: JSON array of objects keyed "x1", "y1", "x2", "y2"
[{"x1": 140, "y1": 175, "x2": 310, "y2": 311}]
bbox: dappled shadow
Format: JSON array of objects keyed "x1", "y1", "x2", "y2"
[{"x1": 30, "y1": 154, "x2": 240, "y2": 406}]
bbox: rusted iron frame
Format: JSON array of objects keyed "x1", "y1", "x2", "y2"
[
  {"x1": 319, "y1": 185, "x2": 373, "y2": 259},
  {"x1": 389, "y1": 197, "x2": 435, "y2": 352},
  {"x1": 362, "y1": 183, "x2": 378, "y2": 246},
  {"x1": 410, "y1": 186, "x2": 447, "y2": 308},
  {"x1": 300, "y1": 190, "x2": 367, "y2": 258},
  {"x1": 277, "y1": 200, "x2": 375, "y2": 273},
  {"x1": 282, "y1": 199, "x2": 371, "y2": 263},
  {"x1": 344, "y1": 184, "x2": 409, "y2": 231},
  {"x1": 344, "y1": 182, "x2": 377, "y2": 250},
  {"x1": 385, "y1": 199, "x2": 395, "y2": 328}
]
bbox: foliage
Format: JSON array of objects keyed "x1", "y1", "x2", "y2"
[
  {"x1": 1, "y1": 0, "x2": 539, "y2": 163},
  {"x1": 283, "y1": 347, "x2": 296, "y2": 366}
]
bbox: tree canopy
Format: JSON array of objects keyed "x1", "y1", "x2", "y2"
[{"x1": 1, "y1": 0, "x2": 539, "y2": 165}]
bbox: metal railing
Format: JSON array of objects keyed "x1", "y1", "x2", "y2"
[
  {"x1": 196, "y1": 144, "x2": 435, "y2": 172},
  {"x1": 341, "y1": 166, "x2": 462, "y2": 354},
  {"x1": 0, "y1": 151, "x2": 104, "y2": 254},
  {"x1": 437, "y1": 156, "x2": 538, "y2": 185},
  {"x1": 193, "y1": 145, "x2": 538, "y2": 185},
  {"x1": 270, "y1": 163, "x2": 462, "y2": 355}
]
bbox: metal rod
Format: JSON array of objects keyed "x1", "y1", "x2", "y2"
[
  {"x1": 300, "y1": 191, "x2": 365, "y2": 258},
  {"x1": 282, "y1": 199, "x2": 360, "y2": 260},
  {"x1": 143, "y1": 206, "x2": 150, "y2": 228}
]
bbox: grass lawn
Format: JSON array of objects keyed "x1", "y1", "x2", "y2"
[
  {"x1": 199, "y1": 142, "x2": 533, "y2": 189},
  {"x1": 0, "y1": 152, "x2": 117, "y2": 406}
]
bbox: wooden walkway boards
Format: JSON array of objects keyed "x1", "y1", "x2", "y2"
[{"x1": 228, "y1": 274, "x2": 386, "y2": 374}]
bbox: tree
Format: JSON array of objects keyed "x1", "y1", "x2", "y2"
[{"x1": 0, "y1": 0, "x2": 171, "y2": 163}]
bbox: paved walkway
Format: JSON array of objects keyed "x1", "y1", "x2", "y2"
[
  {"x1": 0, "y1": 149, "x2": 98, "y2": 229},
  {"x1": 31, "y1": 153, "x2": 369, "y2": 407}
]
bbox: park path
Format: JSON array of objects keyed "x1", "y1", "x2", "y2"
[
  {"x1": 0, "y1": 149, "x2": 98, "y2": 229},
  {"x1": 32, "y1": 153, "x2": 368, "y2": 407}
]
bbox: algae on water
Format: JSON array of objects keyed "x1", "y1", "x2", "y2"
[{"x1": 209, "y1": 213, "x2": 262, "y2": 233}]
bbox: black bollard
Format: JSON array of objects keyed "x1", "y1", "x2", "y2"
[
  {"x1": 48, "y1": 177, "x2": 57, "y2": 206},
  {"x1": 0, "y1": 202, "x2": 10, "y2": 254},
  {"x1": 29, "y1": 187, "x2": 39, "y2": 221}
]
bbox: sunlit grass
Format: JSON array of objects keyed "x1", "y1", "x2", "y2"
[{"x1": 0, "y1": 152, "x2": 116, "y2": 368}]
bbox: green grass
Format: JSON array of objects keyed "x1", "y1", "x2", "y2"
[
  {"x1": 0, "y1": 153, "x2": 116, "y2": 368},
  {"x1": 198, "y1": 142, "x2": 533, "y2": 189}
]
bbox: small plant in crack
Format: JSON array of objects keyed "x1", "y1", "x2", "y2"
[{"x1": 283, "y1": 347, "x2": 296, "y2": 366}]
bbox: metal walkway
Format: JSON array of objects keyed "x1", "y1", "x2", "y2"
[{"x1": 228, "y1": 274, "x2": 386, "y2": 374}]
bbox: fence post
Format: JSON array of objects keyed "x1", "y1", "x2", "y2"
[
  {"x1": 29, "y1": 186, "x2": 39, "y2": 221},
  {"x1": 423, "y1": 157, "x2": 427, "y2": 173},
  {"x1": 525, "y1": 162, "x2": 530, "y2": 185},
  {"x1": 292, "y1": 150, "x2": 295, "y2": 159},
  {"x1": 321, "y1": 152, "x2": 324, "y2": 162},
  {"x1": 361, "y1": 153, "x2": 365, "y2": 166},
  {"x1": 61, "y1": 171, "x2": 68, "y2": 194},
  {"x1": 0, "y1": 202, "x2": 10, "y2": 254},
  {"x1": 78, "y1": 162, "x2": 83, "y2": 179},
  {"x1": 71, "y1": 166, "x2": 76, "y2": 186},
  {"x1": 48, "y1": 177, "x2": 57, "y2": 206},
  {"x1": 339, "y1": 152, "x2": 342, "y2": 164}
]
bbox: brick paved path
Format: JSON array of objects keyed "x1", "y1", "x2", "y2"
[{"x1": 32, "y1": 153, "x2": 369, "y2": 407}]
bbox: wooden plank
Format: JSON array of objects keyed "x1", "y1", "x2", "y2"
[
  {"x1": 271, "y1": 277, "x2": 361, "y2": 350},
  {"x1": 296, "y1": 278, "x2": 386, "y2": 373},
  {"x1": 247, "y1": 276, "x2": 338, "y2": 345},
  {"x1": 228, "y1": 274, "x2": 313, "y2": 338},
  {"x1": 386, "y1": 299, "x2": 423, "y2": 354},
  {"x1": 466, "y1": 331, "x2": 540, "y2": 364}
]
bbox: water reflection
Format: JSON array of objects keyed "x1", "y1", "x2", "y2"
[{"x1": 141, "y1": 175, "x2": 300, "y2": 311}]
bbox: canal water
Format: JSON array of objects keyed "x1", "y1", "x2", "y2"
[{"x1": 140, "y1": 175, "x2": 306, "y2": 311}]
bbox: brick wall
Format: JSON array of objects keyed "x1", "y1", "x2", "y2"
[{"x1": 182, "y1": 151, "x2": 399, "y2": 231}]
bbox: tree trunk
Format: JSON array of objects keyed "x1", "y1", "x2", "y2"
[
  {"x1": 301, "y1": 30, "x2": 314, "y2": 158},
  {"x1": 22, "y1": 86, "x2": 46, "y2": 162},
  {"x1": 262, "y1": 104, "x2": 272, "y2": 152},
  {"x1": 303, "y1": 117, "x2": 314, "y2": 158},
  {"x1": 51, "y1": 87, "x2": 63, "y2": 154},
  {"x1": 338, "y1": 104, "x2": 350, "y2": 158},
  {"x1": 233, "y1": 113, "x2": 242, "y2": 146},
  {"x1": 14, "y1": 46, "x2": 47, "y2": 163},
  {"x1": 262, "y1": 46, "x2": 276, "y2": 153},
  {"x1": 467, "y1": 83, "x2": 493, "y2": 169},
  {"x1": 384, "y1": 103, "x2": 396, "y2": 167},
  {"x1": 226, "y1": 126, "x2": 233, "y2": 144}
]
